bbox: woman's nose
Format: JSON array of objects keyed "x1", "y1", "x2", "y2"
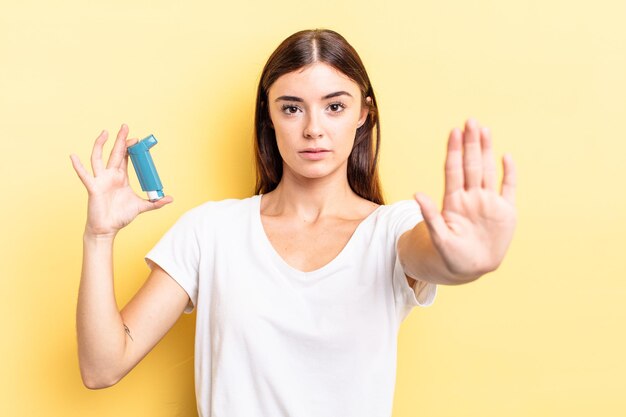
[{"x1": 303, "y1": 113, "x2": 323, "y2": 139}]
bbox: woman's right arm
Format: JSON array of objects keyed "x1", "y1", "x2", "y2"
[{"x1": 71, "y1": 125, "x2": 188, "y2": 389}]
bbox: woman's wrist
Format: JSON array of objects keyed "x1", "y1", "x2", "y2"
[{"x1": 83, "y1": 227, "x2": 118, "y2": 242}]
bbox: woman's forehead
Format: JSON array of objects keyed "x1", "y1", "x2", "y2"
[{"x1": 268, "y1": 62, "x2": 360, "y2": 100}]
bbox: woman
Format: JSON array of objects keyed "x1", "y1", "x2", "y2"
[{"x1": 70, "y1": 29, "x2": 516, "y2": 417}]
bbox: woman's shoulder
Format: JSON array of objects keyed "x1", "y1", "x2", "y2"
[
  {"x1": 381, "y1": 198, "x2": 420, "y2": 211},
  {"x1": 376, "y1": 198, "x2": 423, "y2": 223},
  {"x1": 177, "y1": 195, "x2": 259, "y2": 224}
]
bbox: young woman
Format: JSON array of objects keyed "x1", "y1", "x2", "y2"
[{"x1": 70, "y1": 29, "x2": 516, "y2": 417}]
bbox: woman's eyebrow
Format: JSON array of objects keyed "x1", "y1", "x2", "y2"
[
  {"x1": 323, "y1": 91, "x2": 353, "y2": 100},
  {"x1": 274, "y1": 91, "x2": 354, "y2": 102},
  {"x1": 275, "y1": 95, "x2": 303, "y2": 102}
]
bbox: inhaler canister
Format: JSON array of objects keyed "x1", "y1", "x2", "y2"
[{"x1": 127, "y1": 135, "x2": 164, "y2": 202}]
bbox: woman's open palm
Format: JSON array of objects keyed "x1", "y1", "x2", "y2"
[
  {"x1": 415, "y1": 119, "x2": 517, "y2": 278},
  {"x1": 70, "y1": 124, "x2": 173, "y2": 237}
]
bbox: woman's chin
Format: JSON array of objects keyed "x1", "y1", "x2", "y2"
[{"x1": 293, "y1": 167, "x2": 346, "y2": 182}]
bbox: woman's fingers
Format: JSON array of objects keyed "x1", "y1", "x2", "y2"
[
  {"x1": 90, "y1": 130, "x2": 108, "y2": 176},
  {"x1": 121, "y1": 138, "x2": 138, "y2": 186},
  {"x1": 70, "y1": 154, "x2": 92, "y2": 189},
  {"x1": 139, "y1": 195, "x2": 174, "y2": 214},
  {"x1": 106, "y1": 124, "x2": 130, "y2": 170},
  {"x1": 500, "y1": 153, "x2": 517, "y2": 205},
  {"x1": 462, "y1": 119, "x2": 482, "y2": 189},
  {"x1": 480, "y1": 127, "x2": 497, "y2": 191},
  {"x1": 444, "y1": 128, "x2": 464, "y2": 196}
]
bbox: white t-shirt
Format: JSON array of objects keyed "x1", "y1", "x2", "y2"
[{"x1": 146, "y1": 195, "x2": 437, "y2": 417}]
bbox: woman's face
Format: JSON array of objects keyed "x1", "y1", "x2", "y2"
[{"x1": 267, "y1": 62, "x2": 369, "y2": 183}]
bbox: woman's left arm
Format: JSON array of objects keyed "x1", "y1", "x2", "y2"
[{"x1": 398, "y1": 119, "x2": 517, "y2": 285}]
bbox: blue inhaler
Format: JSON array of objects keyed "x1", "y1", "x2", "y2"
[{"x1": 127, "y1": 135, "x2": 165, "y2": 202}]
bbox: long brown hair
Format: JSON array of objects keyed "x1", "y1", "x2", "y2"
[{"x1": 254, "y1": 29, "x2": 384, "y2": 204}]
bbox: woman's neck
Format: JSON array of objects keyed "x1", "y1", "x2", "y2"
[{"x1": 262, "y1": 168, "x2": 362, "y2": 221}]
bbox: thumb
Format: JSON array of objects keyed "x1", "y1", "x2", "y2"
[
  {"x1": 414, "y1": 192, "x2": 448, "y2": 243},
  {"x1": 139, "y1": 195, "x2": 174, "y2": 213}
]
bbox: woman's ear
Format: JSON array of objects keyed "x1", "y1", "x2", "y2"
[{"x1": 357, "y1": 96, "x2": 372, "y2": 128}]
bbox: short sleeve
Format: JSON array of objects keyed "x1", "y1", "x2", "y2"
[
  {"x1": 388, "y1": 200, "x2": 437, "y2": 321},
  {"x1": 145, "y1": 210, "x2": 201, "y2": 313}
]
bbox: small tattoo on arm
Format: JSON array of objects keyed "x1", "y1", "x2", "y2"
[{"x1": 123, "y1": 324, "x2": 134, "y2": 341}]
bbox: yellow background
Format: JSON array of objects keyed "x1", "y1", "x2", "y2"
[{"x1": 1, "y1": 0, "x2": 625, "y2": 415}]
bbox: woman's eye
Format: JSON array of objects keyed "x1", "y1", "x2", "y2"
[
  {"x1": 281, "y1": 105, "x2": 300, "y2": 115},
  {"x1": 328, "y1": 103, "x2": 346, "y2": 113}
]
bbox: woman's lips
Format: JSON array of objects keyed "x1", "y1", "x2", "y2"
[{"x1": 299, "y1": 149, "x2": 331, "y2": 160}]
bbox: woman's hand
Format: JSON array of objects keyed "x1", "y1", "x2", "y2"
[
  {"x1": 70, "y1": 124, "x2": 173, "y2": 238},
  {"x1": 414, "y1": 119, "x2": 517, "y2": 280}
]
